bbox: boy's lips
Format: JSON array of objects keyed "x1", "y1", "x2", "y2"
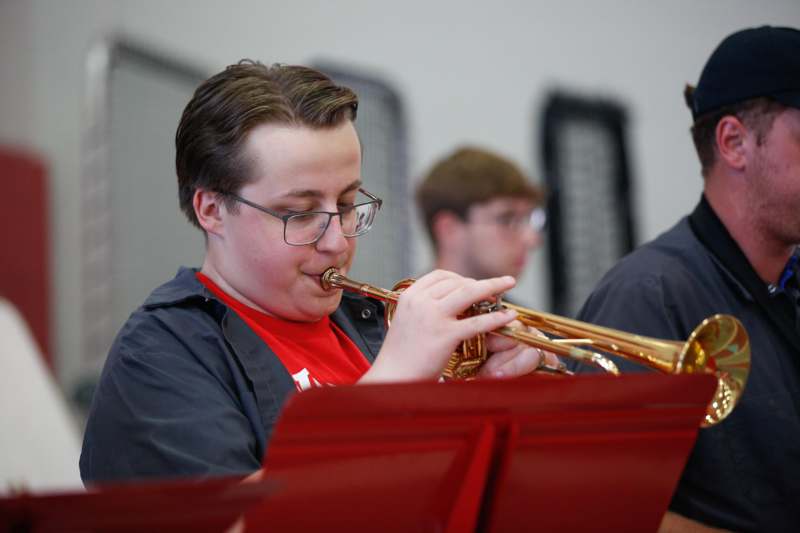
[{"x1": 303, "y1": 272, "x2": 325, "y2": 285}]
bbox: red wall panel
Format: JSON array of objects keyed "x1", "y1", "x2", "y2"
[{"x1": 0, "y1": 147, "x2": 51, "y2": 371}]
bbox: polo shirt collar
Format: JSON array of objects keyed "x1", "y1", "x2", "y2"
[{"x1": 689, "y1": 194, "x2": 800, "y2": 347}]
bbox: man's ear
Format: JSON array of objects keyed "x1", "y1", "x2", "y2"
[
  {"x1": 715, "y1": 115, "x2": 749, "y2": 171},
  {"x1": 193, "y1": 188, "x2": 225, "y2": 236},
  {"x1": 431, "y1": 210, "x2": 465, "y2": 251}
]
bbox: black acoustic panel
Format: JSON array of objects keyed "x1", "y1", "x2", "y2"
[{"x1": 540, "y1": 93, "x2": 636, "y2": 317}]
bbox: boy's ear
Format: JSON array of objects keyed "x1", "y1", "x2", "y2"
[
  {"x1": 193, "y1": 188, "x2": 225, "y2": 235},
  {"x1": 431, "y1": 210, "x2": 466, "y2": 251}
]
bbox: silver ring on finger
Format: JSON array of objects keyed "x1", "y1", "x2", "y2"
[{"x1": 536, "y1": 349, "x2": 547, "y2": 369}]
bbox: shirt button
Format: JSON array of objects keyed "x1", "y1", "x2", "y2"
[{"x1": 360, "y1": 308, "x2": 372, "y2": 319}]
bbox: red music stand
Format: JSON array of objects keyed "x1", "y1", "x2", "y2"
[
  {"x1": 0, "y1": 475, "x2": 276, "y2": 533},
  {"x1": 0, "y1": 374, "x2": 714, "y2": 532},
  {"x1": 249, "y1": 373, "x2": 716, "y2": 532}
]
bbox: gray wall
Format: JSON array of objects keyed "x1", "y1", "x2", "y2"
[{"x1": 2, "y1": 0, "x2": 799, "y2": 391}]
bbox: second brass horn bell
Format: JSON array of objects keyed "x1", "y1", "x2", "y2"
[{"x1": 321, "y1": 268, "x2": 750, "y2": 427}]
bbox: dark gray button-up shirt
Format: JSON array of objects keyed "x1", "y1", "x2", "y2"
[
  {"x1": 578, "y1": 197, "x2": 800, "y2": 532},
  {"x1": 80, "y1": 267, "x2": 385, "y2": 484}
]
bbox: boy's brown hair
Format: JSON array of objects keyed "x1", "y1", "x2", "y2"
[{"x1": 175, "y1": 60, "x2": 358, "y2": 229}]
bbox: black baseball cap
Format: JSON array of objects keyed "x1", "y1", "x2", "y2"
[{"x1": 687, "y1": 25, "x2": 800, "y2": 120}]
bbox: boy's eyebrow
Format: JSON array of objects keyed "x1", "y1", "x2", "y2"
[{"x1": 277, "y1": 180, "x2": 362, "y2": 199}]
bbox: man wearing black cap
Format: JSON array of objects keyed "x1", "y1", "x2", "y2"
[{"x1": 577, "y1": 26, "x2": 800, "y2": 532}]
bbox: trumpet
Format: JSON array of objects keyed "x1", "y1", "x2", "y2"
[{"x1": 321, "y1": 268, "x2": 750, "y2": 427}]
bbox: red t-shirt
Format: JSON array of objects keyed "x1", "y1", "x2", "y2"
[{"x1": 196, "y1": 272, "x2": 370, "y2": 392}]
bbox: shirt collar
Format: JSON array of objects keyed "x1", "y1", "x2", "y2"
[
  {"x1": 143, "y1": 266, "x2": 211, "y2": 308},
  {"x1": 688, "y1": 195, "x2": 799, "y2": 298},
  {"x1": 688, "y1": 195, "x2": 762, "y2": 296},
  {"x1": 689, "y1": 194, "x2": 800, "y2": 346}
]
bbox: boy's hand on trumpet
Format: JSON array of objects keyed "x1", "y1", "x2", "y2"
[
  {"x1": 361, "y1": 270, "x2": 521, "y2": 383},
  {"x1": 477, "y1": 321, "x2": 560, "y2": 378}
]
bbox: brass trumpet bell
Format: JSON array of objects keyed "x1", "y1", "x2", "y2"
[{"x1": 320, "y1": 268, "x2": 750, "y2": 427}]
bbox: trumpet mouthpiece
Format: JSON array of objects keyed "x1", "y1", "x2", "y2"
[{"x1": 320, "y1": 267, "x2": 340, "y2": 291}]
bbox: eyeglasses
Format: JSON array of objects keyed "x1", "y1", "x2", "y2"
[
  {"x1": 487, "y1": 207, "x2": 547, "y2": 233},
  {"x1": 226, "y1": 188, "x2": 382, "y2": 246}
]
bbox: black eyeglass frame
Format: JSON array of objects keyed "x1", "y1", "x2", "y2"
[{"x1": 225, "y1": 188, "x2": 383, "y2": 246}]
